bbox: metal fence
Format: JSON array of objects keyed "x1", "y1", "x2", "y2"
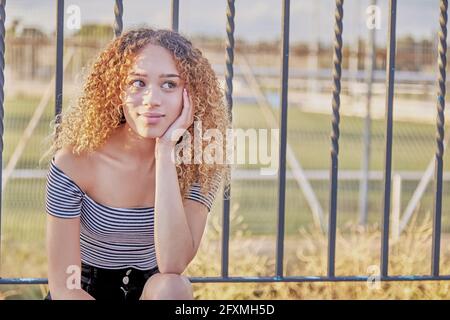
[{"x1": 0, "y1": 0, "x2": 449, "y2": 287}]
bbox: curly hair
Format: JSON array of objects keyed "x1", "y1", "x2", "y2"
[{"x1": 41, "y1": 28, "x2": 231, "y2": 199}]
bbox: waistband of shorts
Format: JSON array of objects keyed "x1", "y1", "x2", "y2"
[{"x1": 81, "y1": 262, "x2": 159, "y2": 285}]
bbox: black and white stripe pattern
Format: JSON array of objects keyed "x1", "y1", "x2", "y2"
[
  {"x1": 45, "y1": 158, "x2": 221, "y2": 270},
  {"x1": 184, "y1": 173, "x2": 222, "y2": 211}
]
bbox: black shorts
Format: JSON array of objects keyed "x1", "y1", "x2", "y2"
[{"x1": 44, "y1": 262, "x2": 160, "y2": 301}]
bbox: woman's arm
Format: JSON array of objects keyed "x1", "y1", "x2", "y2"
[
  {"x1": 46, "y1": 149, "x2": 94, "y2": 300},
  {"x1": 46, "y1": 215, "x2": 94, "y2": 300},
  {"x1": 154, "y1": 144, "x2": 195, "y2": 274},
  {"x1": 153, "y1": 87, "x2": 211, "y2": 274}
]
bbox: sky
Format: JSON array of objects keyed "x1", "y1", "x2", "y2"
[{"x1": 4, "y1": 0, "x2": 442, "y2": 45}]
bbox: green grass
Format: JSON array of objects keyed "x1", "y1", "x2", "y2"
[
  {"x1": 233, "y1": 104, "x2": 449, "y2": 171},
  {"x1": 3, "y1": 95, "x2": 57, "y2": 168}
]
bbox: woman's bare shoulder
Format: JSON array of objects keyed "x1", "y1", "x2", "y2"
[{"x1": 53, "y1": 146, "x2": 91, "y2": 192}]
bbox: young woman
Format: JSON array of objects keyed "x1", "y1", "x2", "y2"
[{"x1": 42, "y1": 28, "x2": 231, "y2": 300}]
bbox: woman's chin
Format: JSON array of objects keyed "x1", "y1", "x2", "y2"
[{"x1": 136, "y1": 126, "x2": 166, "y2": 139}]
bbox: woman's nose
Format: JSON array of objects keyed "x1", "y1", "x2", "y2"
[{"x1": 142, "y1": 87, "x2": 161, "y2": 106}]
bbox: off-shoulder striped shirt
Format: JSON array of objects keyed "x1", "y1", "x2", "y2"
[{"x1": 45, "y1": 157, "x2": 221, "y2": 270}]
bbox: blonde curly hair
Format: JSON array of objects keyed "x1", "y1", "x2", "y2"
[{"x1": 41, "y1": 28, "x2": 231, "y2": 199}]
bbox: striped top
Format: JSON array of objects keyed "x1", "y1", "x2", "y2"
[{"x1": 45, "y1": 157, "x2": 221, "y2": 270}]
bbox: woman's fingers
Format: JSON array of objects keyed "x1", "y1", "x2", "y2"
[{"x1": 157, "y1": 87, "x2": 194, "y2": 145}]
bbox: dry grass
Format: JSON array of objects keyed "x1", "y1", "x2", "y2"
[
  {"x1": 1, "y1": 204, "x2": 450, "y2": 299},
  {"x1": 186, "y1": 205, "x2": 450, "y2": 299}
]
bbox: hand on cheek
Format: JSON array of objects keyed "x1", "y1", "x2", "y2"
[{"x1": 156, "y1": 87, "x2": 194, "y2": 154}]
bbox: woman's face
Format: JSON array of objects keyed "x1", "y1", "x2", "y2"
[{"x1": 121, "y1": 43, "x2": 185, "y2": 139}]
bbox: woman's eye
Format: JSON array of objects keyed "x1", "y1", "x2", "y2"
[
  {"x1": 130, "y1": 80, "x2": 146, "y2": 88},
  {"x1": 162, "y1": 81, "x2": 177, "y2": 89}
]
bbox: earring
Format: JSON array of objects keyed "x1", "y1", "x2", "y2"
[{"x1": 119, "y1": 106, "x2": 126, "y2": 124}]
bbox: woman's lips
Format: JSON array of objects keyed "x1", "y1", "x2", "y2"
[{"x1": 141, "y1": 114, "x2": 165, "y2": 124}]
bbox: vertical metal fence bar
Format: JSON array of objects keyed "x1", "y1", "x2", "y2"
[
  {"x1": 171, "y1": 0, "x2": 179, "y2": 32},
  {"x1": 328, "y1": 0, "x2": 344, "y2": 278},
  {"x1": 275, "y1": 0, "x2": 290, "y2": 279},
  {"x1": 381, "y1": 0, "x2": 397, "y2": 278},
  {"x1": 0, "y1": 0, "x2": 6, "y2": 276},
  {"x1": 54, "y1": 0, "x2": 64, "y2": 120},
  {"x1": 114, "y1": 0, "x2": 123, "y2": 38},
  {"x1": 432, "y1": 0, "x2": 448, "y2": 277},
  {"x1": 221, "y1": 0, "x2": 235, "y2": 278}
]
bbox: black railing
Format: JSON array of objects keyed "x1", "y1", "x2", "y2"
[{"x1": 0, "y1": 0, "x2": 449, "y2": 286}]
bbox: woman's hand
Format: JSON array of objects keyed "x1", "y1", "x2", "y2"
[{"x1": 156, "y1": 88, "x2": 194, "y2": 156}]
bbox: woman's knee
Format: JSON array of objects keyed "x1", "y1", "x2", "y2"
[{"x1": 140, "y1": 273, "x2": 193, "y2": 300}]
